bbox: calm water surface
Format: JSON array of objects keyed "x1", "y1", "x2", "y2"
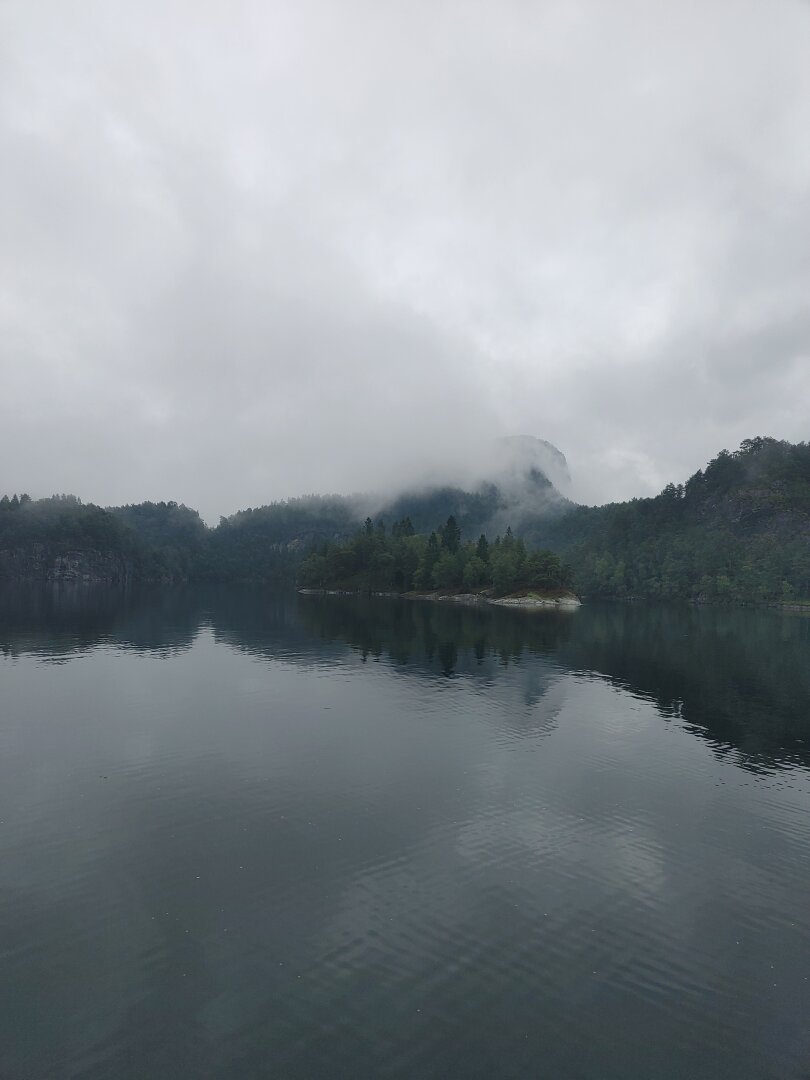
[{"x1": 1, "y1": 588, "x2": 809, "y2": 1079}]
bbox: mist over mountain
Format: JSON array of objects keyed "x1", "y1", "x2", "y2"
[
  {"x1": 491, "y1": 436, "x2": 572, "y2": 496},
  {"x1": 372, "y1": 435, "x2": 572, "y2": 541}
]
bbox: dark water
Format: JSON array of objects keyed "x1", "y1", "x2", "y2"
[{"x1": 2, "y1": 588, "x2": 809, "y2": 1080}]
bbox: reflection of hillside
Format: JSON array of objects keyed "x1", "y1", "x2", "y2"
[
  {"x1": 2, "y1": 585, "x2": 808, "y2": 772},
  {"x1": 556, "y1": 603, "x2": 810, "y2": 771},
  {"x1": 209, "y1": 591, "x2": 568, "y2": 745},
  {"x1": 0, "y1": 585, "x2": 202, "y2": 659},
  {"x1": 204, "y1": 589, "x2": 347, "y2": 666},
  {"x1": 292, "y1": 596, "x2": 810, "y2": 771},
  {"x1": 294, "y1": 594, "x2": 575, "y2": 676}
]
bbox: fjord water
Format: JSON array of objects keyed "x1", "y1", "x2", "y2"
[{"x1": 1, "y1": 590, "x2": 809, "y2": 1080}]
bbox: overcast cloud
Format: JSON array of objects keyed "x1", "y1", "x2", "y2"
[{"x1": 2, "y1": 0, "x2": 809, "y2": 521}]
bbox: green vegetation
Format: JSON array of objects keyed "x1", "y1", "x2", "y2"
[
  {"x1": 0, "y1": 494, "x2": 207, "y2": 582},
  {"x1": 0, "y1": 492, "x2": 359, "y2": 585},
  {"x1": 0, "y1": 493, "x2": 136, "y2": 557},
  {"x1": 110, "y1": 500, "x2": 207, "y2": 580},
  {"x1": 298, "y1": 514, "x2": 573, "y2": 596},
  {"x1": 194, "y1": 496, "x2": 359, "y2": 585},
  {"x1": 544, "y1": 437, "x2": 810, "y2": 603},
  {"x1": 2, "y1": 436, "x2": 809, "y2": 604}
]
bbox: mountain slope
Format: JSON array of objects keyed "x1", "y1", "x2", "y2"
[
  {"x1": 543, "y1": 437, "x2": 810, "y2": 602},
  {"x1": 3, "y1": 436, "x2": 808, "y2": 602}
]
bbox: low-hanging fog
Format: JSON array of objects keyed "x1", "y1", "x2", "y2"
[{"x1": 2, "y1": 1, "x2": 809, "y2": 523}]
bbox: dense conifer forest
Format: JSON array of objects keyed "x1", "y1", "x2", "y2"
[
  {"x1": 540, "y1": 437, "x2": 810, "y2": 603},
  {"x1": 297, "y1": 516, "x2": 572, "y2": 596},
  {"x1": 2, "y1": 437, "x2": 809, "y2": 603}
]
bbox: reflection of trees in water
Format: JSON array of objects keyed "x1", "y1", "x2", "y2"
[
  {"x1": 0, "y1": 584, "x2": 204, "y2": 659},
  {"x1": 292, "y1": 596, "x2": 810, "y2": 771},
  {"x1": 555, "y1": 603, "x2": 810, "y2": 772},
  {"x1": 206, "y1": 589, "x2": 348, "y2": 666},
  {"x1": 295, "y1": 594, "x2": 575, "y2": 677},
  {"x1": 2, "y1": 585, "x2": 808, "y2": 772},
  {"x1": 295, "y1": 595, "x2": 569, "y2": 742}
]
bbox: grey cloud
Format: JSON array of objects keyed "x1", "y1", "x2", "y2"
[{"x1": 1, "y1": 0, "x2": 809, "y2": 520}]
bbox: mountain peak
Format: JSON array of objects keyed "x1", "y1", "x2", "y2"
[{"x1": 489, "y1": 436, "x2": 571, "y2": 496}]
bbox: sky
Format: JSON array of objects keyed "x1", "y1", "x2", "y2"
[{"x1": 2, "y1": 0, "x2": 809, "y2": 522}]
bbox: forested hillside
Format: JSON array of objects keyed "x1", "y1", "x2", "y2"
[
  {"x1": 544, "y1": 437, "x2": 810, "y2": 603},
  {"x1": 0, "y1": 495, "x2": 140, "y2": 583},
  {"x1": 194, "y1": 496, "x2": 361, "y2": 584},
  {"x1": 2, "y1": 436, "x2": 808, "y2": 603}
]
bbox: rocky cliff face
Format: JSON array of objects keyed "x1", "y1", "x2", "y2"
[{"x1": 0, "y1": 545, "x2": 134, "y2": 584}]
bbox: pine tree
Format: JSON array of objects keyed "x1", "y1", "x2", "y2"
[{"x1": 440, "y1": 515, "x2": 461, "y2": 554}]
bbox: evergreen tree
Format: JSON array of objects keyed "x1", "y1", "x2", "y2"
[{"x1": 440, "y1": 515, "x2": 461, "y2": 553}]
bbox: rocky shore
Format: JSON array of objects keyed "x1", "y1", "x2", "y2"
[{"x1": 299, "y1": 588, "x2": 581, "y2": 610}]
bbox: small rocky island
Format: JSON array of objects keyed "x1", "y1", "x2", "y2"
[{"x1": 297, "y1": 515, "x2": 579, "y2": 606}]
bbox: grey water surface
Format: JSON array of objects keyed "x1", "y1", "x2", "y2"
[{"x1": 1, "y1": 587, "x2": 809, "y2": 1079}]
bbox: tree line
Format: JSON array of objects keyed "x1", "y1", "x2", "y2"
[
  {"x1": 3, "y1": 436, "x2": 809, "y2": 603},
  {"x1": 298, "y1": 514, "x2": 573, "y2": 596}
]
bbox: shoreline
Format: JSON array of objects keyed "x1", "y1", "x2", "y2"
[
  {"x1": 296, "y1": 588, "x2": 810, "y2": 615},
  {"x1": 297, "y1": 588, "x2": 582, "y2": 610}
]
